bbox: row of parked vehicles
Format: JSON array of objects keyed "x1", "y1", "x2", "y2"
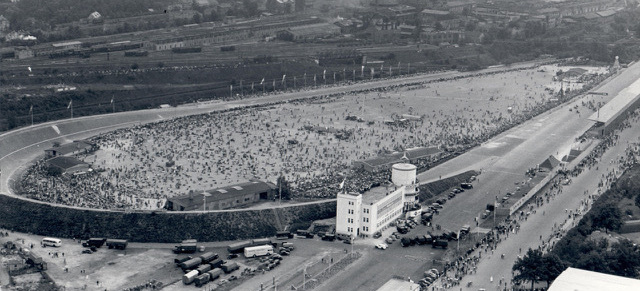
[
  {"x1": 177, "y1": 252, "x2": 240, "y2": 287},
  {"x1": 80, "y1": 238, "x2": 128, "y2": 254}
]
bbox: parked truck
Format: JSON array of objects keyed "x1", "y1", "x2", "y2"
[
  {"x1": 105, "y1": 239, "x2": 128, "y2": 250},
  {"x1": 196, "y1": 263, "x2": 212, "y2": 275},
  {"x1": 174, "y1": 256, "x2": 192, "y2": 266},
  {"x1": 208, "y1": 258, "x2": 224, "y2": 269},
  {"x1": 82, "y1": 238, "x2": 106, "y2": 248},
  {"x1": 227, "y1": 240, "x2": 252, "y2": 254},
  {"x1": 276, "y1": 231, "x2": 294, "y2": 240},
  {"x1": 182, "y1": 270, "x2": 199, "y2": 285},
  {"x1": 207, "y1": 268, "x2": 223, "y2": 281},
  {"x1": 180, "y1": 257, "x2": 203, "y2": 271},
  {"x1": 194, "y1": 273, "x2": 210, "y2": 287},
  {"x1": 198, "y1": 252, "x2": 218, "y2": 264},
  {"x1": 221, "y1": 261, "x2": 240, "y2": 273},
  {"x1": 251, "y1": 238, "x2": 272, "y2": 246},
  {"x1": 173, "y1": 239, "x2": 198, "y2": 254}
]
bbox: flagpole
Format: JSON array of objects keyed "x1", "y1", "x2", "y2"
[{"x1": 30, "y1": 106, "x2": 33, "y2": 126}]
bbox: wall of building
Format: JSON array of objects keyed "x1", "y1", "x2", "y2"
[
  {"x1": 336, "y1": 192, "x2": 362, "y2": 238},
  {"x1": 367, "y1": 186, "x2": 405, "y2": 236}
]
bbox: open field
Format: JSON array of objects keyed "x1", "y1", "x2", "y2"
[{"x1": 17, "y1": 64, "x2": 609, "y2": 210}]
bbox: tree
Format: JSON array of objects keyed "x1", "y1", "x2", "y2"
[
  {"x1": 513, "y1": 248, "x2": 545, "y2": 290},
  {"x1": 590, "y1": 201, "x2": 623, "y2": 231},
  {"x1": 276, "y1": 175, "x2": 291, "y2": 200},
  {"x1": 541, "y1": 254, "x2": 567, "y2": 286},
  {"x1": 634, "y1": 192, "x2": 640, "y2": 209}
]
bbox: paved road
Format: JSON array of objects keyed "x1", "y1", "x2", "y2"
[
  {"x1": 462, "y1": 109, "x2": 640, "y2": 291},
  {"x1": 316, "y1": 63, "x2": 640, "y2": 291}
]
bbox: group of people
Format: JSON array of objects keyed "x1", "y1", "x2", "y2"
[
  {"x1": 17, "y1": 61, "x2": 610, "y2": 210},
  {"x1": 434, "y1": 101, "x2": 640, "y2": 291}
]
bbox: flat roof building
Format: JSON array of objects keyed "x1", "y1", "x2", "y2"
[
  {"x1": 588, "y1": 76, "x2": 640, "y2": 135},
  {"x1": 166, "y1": 180, "x2": 277, "y2": 211},
  {"x1": 44, "y1": 140, "x2": 95, "y2": 159},
  {"x1": 45, "y1": 156, "x2": 91, "y2": 175},
  {"x1": 336, "y1": 186, "x2": 405, "y2": 239}
]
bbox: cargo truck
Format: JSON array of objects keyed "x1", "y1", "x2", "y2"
[
  {"x1": 180, "y1": 257, "x2": 203, "y2": 271},
  {"x1": 227, "y1": 240, "x2": 252, "y2": 254},
  {"x1": 173, "y1": 240, "x2": 198, "y2": 254},
  {"x1": 196, "y1": 263, "x2": 212, "y2": 275},
  {"x1": 209, "y1": 258, "x2": 224, "y2": 269},
  {"x1": 198, "y1": 252, "x2": 218, "y2": 264},
  {"x1": 194, "y1": 273, "x2": 210, "y2": 287},
  {"x1": 207, "y1": 268, "x2": 223, "y2": 281},
  {"x1": 251, "y1": 238, "x2": 272, "y2": 246},
  {"x1": 82, "y1": 238, "x2": 106, "y2": 248},
  {"x1": 182, "y1": 270, "x2": 199, "y2": 285},
  {"x1": 174, "y1": 256, "x2": 192, "y2": 266},
  {"x1": 221, "y1": 261, "x2": 240, "y2": 273},
  {"x1": 105, "y1": 239, "x2": 128, "y2": 250},
  {"x1": 276, "y1": 231, "x2": 294, "y2": 240}
]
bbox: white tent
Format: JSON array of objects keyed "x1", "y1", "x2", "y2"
[{"x1": 548, "y1": 267, "x2": 640, "y2": 291}]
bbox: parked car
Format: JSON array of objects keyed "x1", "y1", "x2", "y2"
[
  {"x1": 373, "y1": 231, "x2": 382, "y2": 239},
  {"x1": 375, "y1": 243, "x2": 388, "y2": 250}
]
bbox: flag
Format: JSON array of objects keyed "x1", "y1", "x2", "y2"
[
  {"x1": 282, "y1": 74, "x2": 286, "y2": 84},
  {"x1": 251, "y1": 82, "x2": 254, "y2": 90},
  {"x1": 29, "y1": 105, "x2": 33, "y2": 113},
  {"x1": 28, "y1": 67, "x2": 32, "y2": 73},
  {"x1": 110, "y1": 98, "x2": 113, "y2": 104},
  {"x1": 314, "y1": 74, "x2": 316, "y2": 82},
  {"x1": 339, "y1": 178, "x2": 345, "y2": 189},
  {"x1": 323, "y1": 70, "x2": 326, "y2": 80},
  {"x1": 67, "y1": 100, "x2": 72, "y2": 109},
  {"x1": 230, "y1": 84, "x2": 233, "y2": 91},
  {"x1": 260, "y1": 78, "x2": 265, "y2": 85}
]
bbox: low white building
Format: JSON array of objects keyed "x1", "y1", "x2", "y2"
[{"x1": 336, "y1": 185, "x2": 405, "y2": 239}]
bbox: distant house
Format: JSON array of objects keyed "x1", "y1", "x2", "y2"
[
  {"x1": 44, "y1": 140, "x2": 95, "y2": 159},
  {"x1": 0, "y1": 15, "x2": 9, "y2": 32},
  {"x1": 165, "y1": 180, "x2": 278, "y2": 211},
  {"x1": 88, "y1": 11, "x2": 102, "y2": 21},
  {"x1": 45, "y1": 156, "x2": 91, "y2": 175},
  {"x1": 277, "y1": 23, "x2": 341, "y2": 41},
  {"x1": 446, "y1": 1, "x2": 475, "y2": 14}
]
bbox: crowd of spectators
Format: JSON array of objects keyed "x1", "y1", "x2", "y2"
[{"x1": 17, "y1": 60, "x2": 611, "y2": 210}]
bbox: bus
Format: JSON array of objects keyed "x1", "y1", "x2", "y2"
[
  {"x1": 244, "y1": 245, "x2": 274, "y2": 258},
  {"x1": 41, "y1": 237, "x2": 62, "y2": 247}
]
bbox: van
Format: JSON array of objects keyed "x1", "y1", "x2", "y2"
[
  {"x1": 41, "y1": 237, "x2": 62, "y2": 247},
  {"x1": 432, "y1": 240, "x2": 448, "y2": 249}
]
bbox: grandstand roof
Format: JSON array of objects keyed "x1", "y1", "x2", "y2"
[
  {"x1": 45, "y1": 156, "x2": 88, "y2": 170},
  {"x1": 588, "y1": 77, "x2": 640, "y2": 124},
  {"x1": 548, "y1": 267, "x2": 640, "y2": 291},
  {"x1": 45, "y1": 140, "x2": 94, "y2": 157},
  {"x1": 169, "y1": 180, "x2": 277, "y2": 208},
  {"x1": 357, "y1": 146, "x2": 441, "y2": 168}
]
